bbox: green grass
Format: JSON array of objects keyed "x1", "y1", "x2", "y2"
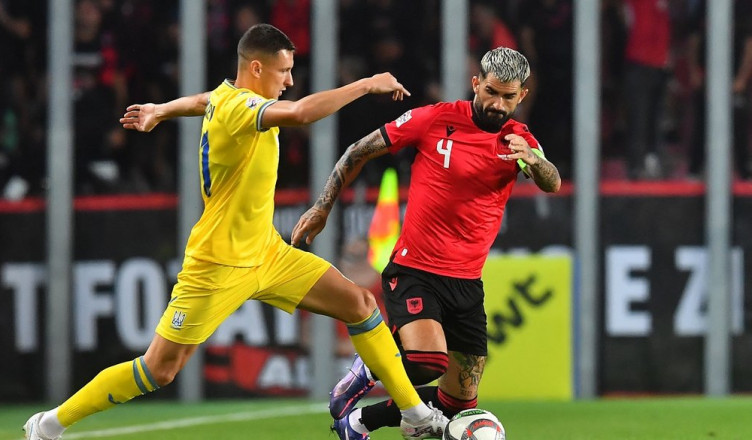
[{"x1": 2, "y1": 397, "x2": 752, "y2": 440}]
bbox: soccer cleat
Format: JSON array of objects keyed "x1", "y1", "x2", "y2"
[
  {"x1": 331, "y1": 412, "x2": 370, "y2": 440},
  {"x1": 329, "y1": 354, "x2": 375, "y2": 419},
  {"x1": 23, "y1": 412, "x2": 60, "y2": 440},
  {"x1": 399, "y1": 404, "x2": 449, "y2": 440}
]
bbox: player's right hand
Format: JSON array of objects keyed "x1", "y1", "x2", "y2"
[
  {"x1": 291, "y1": 206, "x2": 329, "y2": 247},
  {"x1": 367, "y1": 73, "x2": 411, "y2": 101},
  {"x1": 120, "y1": 103, "x2": 159, "y2": 132}
]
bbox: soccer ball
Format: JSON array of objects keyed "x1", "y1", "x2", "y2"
[{"x1": 442, "y1": 408, "x2": 505, "y2": 440}]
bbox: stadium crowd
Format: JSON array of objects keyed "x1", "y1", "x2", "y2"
[{"x1": 1, "y1": 0, "x2": 751, "y2": 200}]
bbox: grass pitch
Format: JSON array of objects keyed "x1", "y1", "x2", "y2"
[{"x1": 2, "y1": 397, "x2": 751, "y2": 440}]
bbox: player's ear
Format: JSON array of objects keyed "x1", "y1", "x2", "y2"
[
  {"x1": 250, "y1": 59, "x2": 263, "y2": 77},
  {"x1": 471, "y1": 76, "x2": 480, "y2": 94},
  {"x1": 519, "y1": 87, "x2": 529, "y2": 102}
]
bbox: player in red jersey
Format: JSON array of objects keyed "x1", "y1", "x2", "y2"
[{"x1": 292, "y1": 46, "x2": 561, "y2": 440}]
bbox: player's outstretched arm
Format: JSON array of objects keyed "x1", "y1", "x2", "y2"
[
  {"x1": 262, "y1": 73, "x2": 410, "y2": 128},
  {"x1": 120, "y1": 92, "x2": 211, "y2": 132},
  {"x1": 291, "y1": 129, "x2": 390, "y2": 246}
]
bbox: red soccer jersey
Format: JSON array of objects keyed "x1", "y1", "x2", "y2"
[{"x1": 383, "y1": 100, "x2": 542, "y2": 279}]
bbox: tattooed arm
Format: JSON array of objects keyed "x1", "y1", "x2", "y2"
[
  {"x1": 526, "y1": 157, "x2": 561, "y2": 193},
  {"x1": 503, "y1": 133, "x2": 561, "y2": 193},
  {"x1": 291, "y1": 129, "x2": 390, "y2": 246}
]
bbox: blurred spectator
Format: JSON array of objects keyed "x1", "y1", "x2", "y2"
[
  {"x1": 620, "y1": 0, "x2": 672, "y2": 180},
  {"x1": 469, "y1": 1, "x2": 518, "y2": 57},
  {"x1": 231, "y1": 3, "x2": 263, "y2": 53},
  {"x1": 270, "y1": 0, "x2": 311, "y2": 101},
  {"x1": 207, "y1": 0, "x2": 232, "y2": 86},
  {"x1": 72, "y1": 0, "x2": 128, "y2": 193},
  {"x1": 0, "y1": 0, "x2": 43, "y2": 199},
  {"x1": 519, "y1": 0, "x2": 574, "y2": 179},
  {"x1": 114, "y1": 1, "x2": 180, "y2": 192},
  {"x1": 687, "y1": 0, "x2": 752, "y2": 181},
  {"x1": 599, "y1": 0, "x2": 631, "y2": 178}
]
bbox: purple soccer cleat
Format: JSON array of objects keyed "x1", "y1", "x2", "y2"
[
  {"x1": 331, "y1": 411, "x2": 370, "y2": 440},
  {"x1": 329, "y1": 354, "x2": 376, "y2": 419}
]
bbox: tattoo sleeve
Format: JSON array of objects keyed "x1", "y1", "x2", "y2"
[
  {"x1": 313, "y1": 129, "x2": 390, "y2": 212},
  {"x1": 528, "y1": 158, "x2": 561, "y2": 193}
]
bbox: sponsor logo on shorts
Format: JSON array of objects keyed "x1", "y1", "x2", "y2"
[{"x1": 406, "y1": 297, "x2": 423, "y2": 314}]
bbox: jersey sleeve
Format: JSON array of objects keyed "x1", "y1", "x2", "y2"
[
  {"x1": 382, "y1": 105, "x2": 436, "y2": 153},
  {"x1": 218, "y1": 92, "x2": 277, "y2": 138}
]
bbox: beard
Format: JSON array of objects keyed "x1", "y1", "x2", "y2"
[{"x1": 471, "y1": 97, "x2": 510, "y2": 132}]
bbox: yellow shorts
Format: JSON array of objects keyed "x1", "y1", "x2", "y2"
[{"x1": 156, "y1": 235, "x2": 330, "y2": 344}]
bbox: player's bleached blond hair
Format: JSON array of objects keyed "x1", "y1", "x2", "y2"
[{"x1": 480, "y1": 47, "x2": 530, "y2": 85}]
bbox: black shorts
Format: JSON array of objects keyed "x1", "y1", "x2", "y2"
[{"x1": 382, "y1": 261, "x2": 487, "y2": 356}]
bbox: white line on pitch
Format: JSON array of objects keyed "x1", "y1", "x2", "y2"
[{"x1": 64, "y1": 403, "x2": 329, "y2": 439}]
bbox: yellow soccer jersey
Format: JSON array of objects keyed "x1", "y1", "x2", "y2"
[{"x1": 184, "y1": 80, "x2": 280, "y2": 266}]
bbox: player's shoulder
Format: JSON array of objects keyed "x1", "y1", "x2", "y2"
[
  {"x1": 504, "y1": 118, "x2": 532, "y2": 134},
  {"x1": 214, "y1": 80, "x2": 265, "y2": 106},
  {"x1": 424, "y1": 100, "x2": 470, "y2": 114},
  {"x1": 409, "y1": 100, "x2": 471, "y2": 125},
  {"x1": 504, "y1": 119, "x2": 541, "y2": 147}
]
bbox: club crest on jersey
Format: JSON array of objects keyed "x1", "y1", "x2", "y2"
[
  {"x1": 395, "y1": 110, "x2": 412, "y2": 127},
  {"x1": 171, "y1": 311, "x2": 186, "y2": 330},
  {"x1": 406, "y1": 297, "x2": 423, "y2": 314},
  {"x1": 246, "y1": 96, "x2": 262, "y2": 109}
]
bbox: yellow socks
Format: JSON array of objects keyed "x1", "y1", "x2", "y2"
[
  {"x1": 347, "y1": 309, "x2": 421, "y2": 410},
  {"x1": 57, "y1": 356, "x2": 159, "y2": 427}
]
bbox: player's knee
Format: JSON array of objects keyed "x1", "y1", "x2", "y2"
[
  {"x1": 403, "y1": 350, "x2": 449, "y2": 385},
  {"x1": 150, "y1": 366, "x2": 179, "y2": 387},
  {"x1": 145, "y1": 360, "x2": 182, "y2": 387},
  {"x1": 344, "y1": 287, "x2": 378, "y2": 323}
]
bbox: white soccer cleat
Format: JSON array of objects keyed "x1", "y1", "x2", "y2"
[
  {"x1": 23, "y1": 412, "x2": 60, "y2": 440},
  {"x1": 399, "y1": 405, "x2": 449, "y2": 439}
]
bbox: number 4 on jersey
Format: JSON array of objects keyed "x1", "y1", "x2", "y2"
[{"x1": 437, "y1": 139, "x2": 453, "y2": 168}]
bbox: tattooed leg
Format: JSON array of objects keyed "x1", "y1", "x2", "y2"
[{"x1": 439, "y1": 351, "x2": 486, "y2": 400}]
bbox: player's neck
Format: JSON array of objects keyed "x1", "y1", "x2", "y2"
[{"x1": 234, "y1": 69, "x2": 253, "y2": 90}]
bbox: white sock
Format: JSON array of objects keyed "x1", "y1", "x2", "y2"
[
  {"x1": 400, "y1": 403, "x2": 432, "y2": 423},
  {"x1": 348, "y1": 409, "x2": 369, "y2": 435},
  {"x1": 39, "y1": 408, "x2": 65, "y2": 438}
]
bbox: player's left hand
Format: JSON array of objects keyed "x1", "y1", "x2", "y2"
[
  {"x1": 291, "y1": 206, "x2": 329, "y2": 247},
  {"x1": 499, "y1": 134, "x2": 540, "y2": 165},
  {"x1": 120, "y1": 103, "x2": 159, "y2": 132}
]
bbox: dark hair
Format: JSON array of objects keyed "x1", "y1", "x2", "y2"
[{"x1": 237, "y1": 24, "x2": 296, "y2": 61}]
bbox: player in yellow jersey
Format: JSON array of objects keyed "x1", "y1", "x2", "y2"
[{"x1": 24, "y1": 24, "x2": 447, "y2": 440}]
